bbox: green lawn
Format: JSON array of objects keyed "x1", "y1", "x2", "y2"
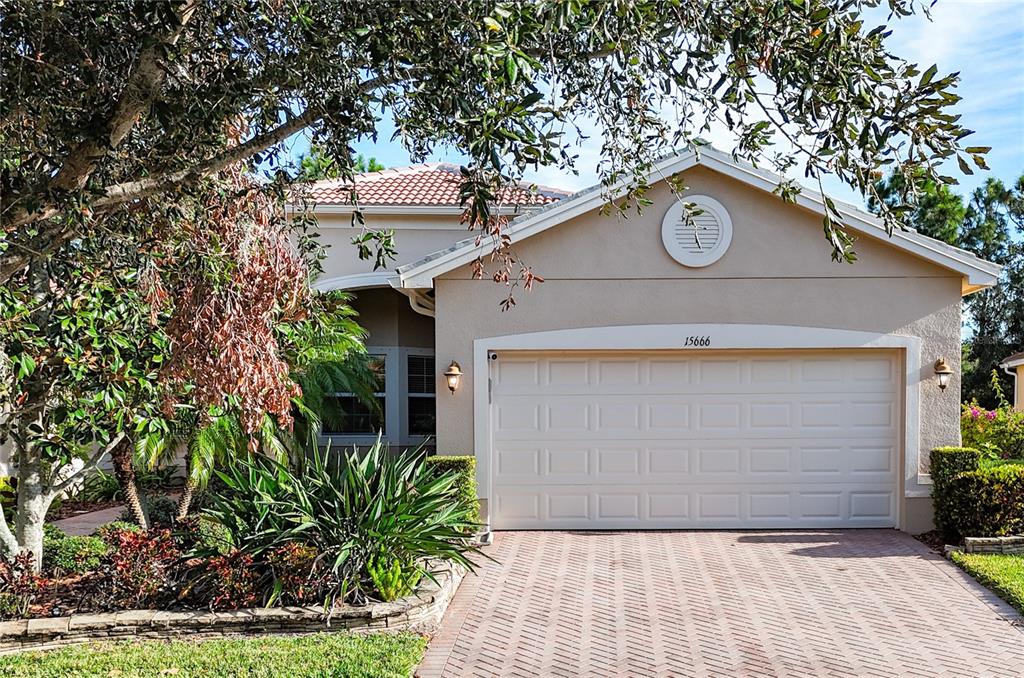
[
  {"x1": 951, "y1": 551, "x2": 1024, "y2": 614},
  {"x1": 1, "y1": 633, "x2": 427, "y2": 678}
]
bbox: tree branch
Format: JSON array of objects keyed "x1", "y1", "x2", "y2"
[
  {"x1": 3, "y1": 1, "x2": 199, "y2": 231},
  {"x1": 50, "y1": 431, "x2": 126, "y2": 496},
  {"x1": 0, "y1": 73, "x2": 392, "y2": 285}
]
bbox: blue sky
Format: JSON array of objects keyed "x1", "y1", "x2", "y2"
[{"x1": 289, "y1": 1, "x2": 1023, "y2": 208}]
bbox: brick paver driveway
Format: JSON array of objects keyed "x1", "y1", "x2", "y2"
[{"x1": 418, "y1": 531, "x2": 1024, "y2": 677}]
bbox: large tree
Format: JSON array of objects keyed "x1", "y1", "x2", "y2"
[
  {"x1": 3, "y1": 0, "x2": 987, "y2": 274},
  {"x1": 959, "y1": 176, "x2": 1024, "y2": 406},
  {"x1": 0, "y1": 0, "x2": 992, "y2": 566}
]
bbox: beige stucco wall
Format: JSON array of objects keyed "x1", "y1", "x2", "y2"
[
  {"x1": 350, "y1": 288, "x2": 434, "y2": 349},
  {"x1": 316, "y1": 213, "x2": 468, "y2": 280},
  {"x1": 433, "y1": 166, "x2": 965, "y2": 531}
]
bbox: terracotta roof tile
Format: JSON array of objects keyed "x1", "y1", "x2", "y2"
[
  {"x1": 1003, "y1": 351, "x2": 1024, "y2": 365},
  {"x1": 303, "y1": 163, "x2": 570, "y2": 207}
]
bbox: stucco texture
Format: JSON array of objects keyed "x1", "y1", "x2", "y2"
[{"x1": 433, "y1": 167, "x2": 964, "y2": 528}]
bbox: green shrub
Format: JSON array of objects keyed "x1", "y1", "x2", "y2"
[
  {"x1": 930, "y1": 447, "x2": 982, "y2": 539},
  {"x1": 182, "y1": 516, "x2": 235, "y2": 557},
  {"x1": 202, "y1": 439, "x2": 481, "y2": 605},
  {"x1": 93, "y1": 520, "x2": 143, "y2": 542},
  {"x1": 424, "y1": 455, "x2": 480, "y2": 527},
  {"x1": 945, "y1": 464, "x2": 1024, "y2": 538},
  {"x1": 43, "y1": 527, "x2": 108, "y2": 576},
  {"x1": 366, "y1": 553, "x2": 421, "y2": 602}
]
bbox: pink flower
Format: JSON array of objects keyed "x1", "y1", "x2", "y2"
[
  {"x1": 971, "y1": 407, "x2": 981, "y2": 418},
  {"x1": 986, "y1": 410, "x2": 997, "y2": 421}
]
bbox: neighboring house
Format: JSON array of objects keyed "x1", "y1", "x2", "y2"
[
  {"x1": 314, "y1": 150, "x2": 1005, "y2": 534},
  {"x1": 1001, "y1": 352, "x2": 1024, "y2": 409}
]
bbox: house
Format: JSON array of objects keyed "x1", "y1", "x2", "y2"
[
  {"x1": 1001, "y1": 352, "x2": 1024, "y2": 409},
  {"x1": 303, "y1": 149, "x2": 1001, "y2": 534}
]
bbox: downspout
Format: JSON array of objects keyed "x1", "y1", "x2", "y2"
[
  {"x1": 388, "y1": 275, "x2": 435, "y2": 318},
  {"x1": 1002, "y1": 363, "x2": 1019, "y2": 408}
]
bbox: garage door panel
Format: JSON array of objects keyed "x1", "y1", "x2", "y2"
[
  {"x1": 492, "y1": 354, "x2": 897, "y2": 396},
  {"x1": 491, "y1": 483, "x2": 897, "y2": 529},
  {"x1": 493, "y1": 441, "x2": 896, "y2": 485},
  {"x1": 493, "y1": 395, "x2": 897, "y2": 439},
  {"x1": 491, "y1": 351, "x2": 900, "y2": 529}
]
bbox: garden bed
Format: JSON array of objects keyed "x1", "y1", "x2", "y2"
[{"x1": 0, "y1": 561, "x2": 464, "y2": 654}]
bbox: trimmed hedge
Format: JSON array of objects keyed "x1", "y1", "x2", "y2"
[
  {"x1": 931, "y1": 446, "x2": 983, "y2": 538},
  {"x1": 947, "y1": 465, "x2": 1024, "y2": 538},
  {"x1": 424, "y1": 455, "x2": 480, "y2": 527},
  {"x1": 931, "y1": 446, "x2": 1024, "y2": 540}
]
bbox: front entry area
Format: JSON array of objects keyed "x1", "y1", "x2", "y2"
[{"x1": 489, "y1": 350, "x2": 900, "y2": 529}]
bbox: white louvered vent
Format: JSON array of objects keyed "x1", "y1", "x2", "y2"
[{"x1": 661, "y1": 195, "x2": 733, "y2": 267}]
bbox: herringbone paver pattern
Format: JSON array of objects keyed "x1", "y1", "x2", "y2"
[{"x1": 417, "y1": 531, "x2": 1024, "y2": 677}]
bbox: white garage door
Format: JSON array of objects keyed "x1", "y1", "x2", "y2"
[{"x1": 490, "y1": 350, "x2": 900, "y2": 529}]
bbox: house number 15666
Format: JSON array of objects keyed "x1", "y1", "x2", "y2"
[{"x1": 683, "y1": 336, "x2": 711, "y2": 347}]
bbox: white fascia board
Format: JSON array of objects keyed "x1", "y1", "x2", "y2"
[
  {"x1": 396, "y1": 148, "x2": 1001, "y2": 292},
  {"x1": 695, "y1": 152, "x2": 1003, "y2": 289},
  {"x1": 1002, "y1": 358, "x2": 1024, "y2": 369},
  {"x1": 312, "y1": 271, "x2": 398, "y2": 292}
]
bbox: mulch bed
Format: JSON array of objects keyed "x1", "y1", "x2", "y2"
[{"x1": 914, "y1": 530, "x2": 947, "y2": 554}]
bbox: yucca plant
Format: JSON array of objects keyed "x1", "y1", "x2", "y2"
[{"x1": 201, "y1": 437, "x2": 482, "y2": 608}]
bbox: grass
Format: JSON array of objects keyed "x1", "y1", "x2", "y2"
[
  {"x1": 951, "y1": 551, "x2": 1024, "y2": 614},
  {"x1": 1, "y1": 633, "x2": 427, "y2": 678}
]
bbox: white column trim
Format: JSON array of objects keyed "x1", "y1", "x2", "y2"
[{"x1": 472, "y1": 323, "x2": 926, "y2": 531}]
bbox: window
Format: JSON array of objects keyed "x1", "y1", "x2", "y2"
[
  {"x1": 407, "y1": 354, "x2": 436, "y2": 437},
  {"x1": 319, "y1": 348, "x2": 436, "y2": 444},
  {"x1": 322, "y1": 354, "x2": 386, "y2": 436}
]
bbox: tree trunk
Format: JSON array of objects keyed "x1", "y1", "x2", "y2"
[
  {"x1": 110, "y1": 437, "x2": 149, "y2": 529},
  {"x1": 14, "y1": 453, "x2": 53, "y2": 570},
  {"x1": 175, "y1": 477, "x2": 197, "y2": 522}
]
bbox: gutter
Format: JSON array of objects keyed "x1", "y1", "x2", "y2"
[{"x1": 1001, "y1": 360, "x2": 1022, "y2": 407}]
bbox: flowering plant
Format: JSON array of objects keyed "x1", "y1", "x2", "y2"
[{"x1": 961, "y1": 372, "x2": 1024, "y2": 460}]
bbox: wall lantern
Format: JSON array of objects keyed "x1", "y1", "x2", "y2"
[
  {"x1": 934, "y1": 358, "x2": 954, "y2": 391},
  {"x1": 444, "y1": 360, "x2": 463, "y2": 394}
]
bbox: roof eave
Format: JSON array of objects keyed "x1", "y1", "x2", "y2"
[{"x1": 394, "y1": 147, "x2": 1003, "y2": 294}]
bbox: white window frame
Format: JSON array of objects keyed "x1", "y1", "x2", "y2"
[
  {"x1": 319, "y1": 346, "x2": 436, "y2": 448},
  {"x1": 402, "y1": 347, "x2": 437, "y2": 446}
]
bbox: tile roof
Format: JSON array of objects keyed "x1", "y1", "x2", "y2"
[
  {"x1": 1002, "y1": 351, "x2": 1024, "y2": 365},
  {"x1": 303, "y1": 163, "x2": 570, "y2": 207}
]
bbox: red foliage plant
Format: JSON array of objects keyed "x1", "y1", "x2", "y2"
[
  {"x1": 267, "y1": 542, "x2": 321, "y2": 605},
  {"x1": 144, "y1": 159, "x2": 308, "y2": 439},
  {"x1": 103, "y1": 527, "x2": 180, "y2": 608},
  {"x1": 0, "y1": 552, "x2": 50, "y2": 618},
  {"x1": 204, "y1": 550, "x2": 259, "y2": 610}
]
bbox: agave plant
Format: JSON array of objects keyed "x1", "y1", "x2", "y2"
[{"x1": 201, "y1": 437, "x2": 482, "y2": 607}]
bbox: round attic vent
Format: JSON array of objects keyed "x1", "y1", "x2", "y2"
[{"x1": 661, "y1": 195, "x2": 733, "y2": 267}]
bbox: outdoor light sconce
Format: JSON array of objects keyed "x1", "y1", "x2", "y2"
[
  {"x1": 934, "y1": 358, "x2": 954, "y2": 391},
  {"x1": 444, "y1": 360, "x2": 463, "y2": 394}
]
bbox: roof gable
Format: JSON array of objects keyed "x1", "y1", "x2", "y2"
[{"x1": 395, "y1": 148, "x2": 1001, "y2": 295}]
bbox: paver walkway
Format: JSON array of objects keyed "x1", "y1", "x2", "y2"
[{"x1": 418, "y1": 530, "x2": 1024, "y2": 677}]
